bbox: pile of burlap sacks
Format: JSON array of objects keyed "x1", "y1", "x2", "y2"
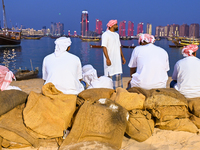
[{"x1": 0, "y1": 82, "x2": 200, "y2": 150}]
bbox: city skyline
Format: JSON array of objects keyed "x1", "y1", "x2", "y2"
[{"x1": 1, "y1": 0, "x2": 200, "y2": 35}]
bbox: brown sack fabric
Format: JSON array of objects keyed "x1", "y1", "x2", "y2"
[
  {"x1": 126, "y1": 110, "x2": 154, "y2": 142},
  {"x1": 0, "y1": 104, "x2": 39, "y2": 148},
  {"x1": 0, "y1": 90, "x2": 28, "y2": 116},
  {"x1": 78, "y1": 88, "x2": 115, "y2": 103},
  {"x1": 190, "y1": 114, "x2": 200, "y2": 129},
  {"x1": 113, "y1": 87, "x2": 145, "y2": 110},
  {"x1": 188, "y1": 98, "x2": 200, "y2": 117},
  {"x1": 156, "y1": 118, "x2": 199, "y2": 133},
  {"x1": 59, "y1": 98, "x2": 128, "y2": 150},
  {"x1": 23, "y1": 82, "x2": 77, "y2": 138}
]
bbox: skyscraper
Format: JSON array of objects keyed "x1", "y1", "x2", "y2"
[
  {"x1": 189, "y1": 23, "x2": 199, "y2": 38},
  {"x1": 128, "y1": 21, "x2": 134, "y2": 37},
  {"x1": 164, "y1": 25, "x2": 170, "y2": 37},
  {"x1": 169, "y1": 24, "x2": 179, "y2": 37},
  {"x1": 95, "y1": 19, "x2": 102, "y2": 35},
  {"x1": 180, "y1": 24, "x2": 189, "y2": 37},
  {"x1": 155, "y1": 26, "x2": 165, "y2": 37},
  {"x1": 137, "y1": 22, "x2": 143, "y2": 35},
  {"x1": 146, "y1": 23, "x2": 152, "y2": 35},
  {"x1": 119, "y1": 21, "x2": 126, "y2": 37},
  {"x1": 80, "y1": 11, "x2": 89, "y2": 37}
]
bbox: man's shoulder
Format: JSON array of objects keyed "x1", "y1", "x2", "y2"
[
  {"x1": 65, "y1": 52, "x2": 81, "y2": 61},
  {"x1": 44, "y1": 53, "x2": 55, "y2": 60}
]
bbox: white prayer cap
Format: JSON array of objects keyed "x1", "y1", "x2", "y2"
[
  {"x1": 82, "y1": 64, "x2": 98, "y2": 85},
  {"x1": 54, "y1": 37, "x2": 72, "y2": 57}
]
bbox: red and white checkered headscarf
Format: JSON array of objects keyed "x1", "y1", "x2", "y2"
[
  {"x1": 182, "y1": 44, "x2": 198, "y2": 57},
  {"x1": 0, "y1": 65, "x2": 16, "y2": 91},
  {"x1": 106, "y1": 20, "x2": 117, "y2": 31},
  {"x1": 138, "y1": 34, "x2": 155, "y2": 44}
]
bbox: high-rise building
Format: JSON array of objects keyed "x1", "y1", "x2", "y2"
[
  {"x1": 68, "y1": 30, "x2": 70, "y2": 36},
  {"x1": 80, "y1": 10, "x2": 89, "y2": 37},
  {"x1": 168, "y1": 24, "x2": 179, "y2": 37},
  {"x1": 146, "y1": 23, "x2": 152, "y2": 35},
  {"x1": 137, "y1": 22, "x2": 143, "y2": 35},
  {"x1": 180, "y1": 24, "x2": 189, "y2": 37},
  {"x1": 50, "y1": 22, "x2": 64, "y2": 36},
  {"x1": 74, "y1": 31, "x2": 77, "y2": 36},
  {"x1": 155, "y1": 26, "x2": 165, "y2": 37},
  {"x1": 189, "y1": 23, "x2": 199, "y2": 38},
  {"x1": 164, "y1": 25, "x2": 170, "y2": 37},
  {"x1": 42, "y1": 26, "x2": 46, "y2": 35},
  {"x1": 95, "y1": 19, "x2": 102, "y2": 35},
  {"x1": 127, "y1": 21, "x2": 134, "y2": 37},
  {"x1": 119, "y1": 21, "x2": 126, "y2": 37}
]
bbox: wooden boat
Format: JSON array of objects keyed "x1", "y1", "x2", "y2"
[
  {"x1": 90, "y1": 44, "x2": 136, "y2": 49},
  {"x1": 169, "y1": 44, "x2": 183, "y2": 48},
  {"x1": 80, "y1": 36, "x2": 101, "y2": 42},
  {"x1": 15, "y1": 68, "x2": 39, "y2": 80},
  {"x1": 0, "y1": 0, "x2": 21, "y2": 46},
  {"x1": 23, "y1": 35, "x2": 42, "y2": 40}
]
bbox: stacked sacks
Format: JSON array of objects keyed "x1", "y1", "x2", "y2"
[
  {"x1": 23, "y1": 82, "x2": 77, "y2": 138},
  {"x1": 129, "y1": 87, "x2": 198, "y2": 133},
  {"x1": 112, "y1": 87, "x2": 154, "y2": 142},
  {"x1": 59, "y1": 98, "x2": 128, "y2": 150},
  {"x1": 188, "y1": 98, "x2": 200, "y2": 128}
]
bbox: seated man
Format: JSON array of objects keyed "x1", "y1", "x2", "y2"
[
  {"x1": 0, "y1": 65, "x2": 21, "y2": 91},
  {"x1": 42, "y1": 37, "x2": 84, "y2": 95},
  {"x1": 82, "y1": 64, "x2": 113, "y2": 89},
  {"x1": 128, "y1": 34, "x2": 170, "y2": 90},
  {"x1": 171, "y1": 44, "x2": 200, "y2": 98}
]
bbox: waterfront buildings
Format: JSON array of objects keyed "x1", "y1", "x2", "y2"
[
  {"x1": 180, "y1": 24, "x2": 189, "y2": 37},
  {"x1": 137, "y1": 22, "x2": 143, "y2": 35},
  {"x1": 95, "y1": 19, "x2": 102, "y2": 35},
  {"x1": 146, "y1": 23, "x2": 152, "y2": 35},
  {"x1": 128, "y1": 21, "x2": 134, "y2": 37},
  {"x1": 169, "y1": 24, "x2": 179, "y2": 37},
  {"x1": 50, "y1": 22, "x2": 64, "y2": 36},
  {"x1": 80, "y1": 10, "x2": 89, "y2": 37},
  {"x1": 164, "y1": 25, "x2": 170, "y2": 37},
  {"x1": 119, "y1": 21, "x2": 126, "y2": 37},
  {"x1": 189, "y1": 23, "x2": 199, "y2": 38},
  {"x1": 155, "y1": 26, "x2": 165, "y2": 37}
]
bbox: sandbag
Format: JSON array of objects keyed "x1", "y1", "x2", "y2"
[
  {"x1": 59, "y1": 141, "x2": 117, "y2": 150},
  {"x1": 0, "y1": 90, "x2": 28, "y2": 116},
  {"x1": 126, "y1": 110, "x2": 154, "y2": 142},
  {"x1": 156, "y1": 118, "x2": 199, "y2": 133},
  {"x1": 0, "y1": 104, "x2": 39, "y2": 148},
  {"x1": 189, "y1": 114, "x2": 200, "y2": 129},
  {"x1": 78, "y1": 88, "x2": 115, "y2": 103},
  {"x1": 112, "y1": 87, "x2": 145, "y2": 110},
  {"x1": 188, "y1": 98, "x2": 200, "y2": 117},
  {"x1": 23, "y1": 82, "x2": 77, "y2": 138},
  {"x1": 59, "y1": 98, "x2": 128, "y2": 150}
]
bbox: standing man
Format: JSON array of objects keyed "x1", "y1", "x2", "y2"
[
  {"x1": 42, "y1": 37, "x2": 84, "y2": 95},
  {"x1": 101, "y1": 20, "x2": 126, "y2": 89},
  {"x1": 171, "y1": 44, "x2": 200, "y2": 98},
  {"x1": 128, "y1": 34, "x2": 170, "y2": 90}
]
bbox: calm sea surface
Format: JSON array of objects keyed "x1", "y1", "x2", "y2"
[{"x1": 0, "y1": 37, "x2": 199, "y2": 78}]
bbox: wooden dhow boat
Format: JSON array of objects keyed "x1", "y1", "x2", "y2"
[
  {"x1": 90, "y1": 44, "x2": 136, "y2": 49},
  {"x1": 15, "y1": 67, "x2": 39, "y2": 80}
]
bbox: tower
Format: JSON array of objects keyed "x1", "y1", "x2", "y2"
[
  {"x1": 180, "y1": 24, "x2": 189, "y2": 37},
  {"x1": 137, "y1": 22, "x2": 143, "y2": 35},
  {"x1": 146, "y1": 23, "x2": 152, "y2": 35},
  {"x1": 189, "y1": 23, "x2": 199, "y2": 38},
  {"x1": 119, "y1": 21, "x2": 126, "y2": 37},
  {"x1": 95, "y1": 19, "x2": 102, "y2": 35},
  {"x1": 80, "y1": 11, "x2": 89, "y2": 37},
  {"x1": 128, "y1": 21, "x2": 134, "y2": 37}
]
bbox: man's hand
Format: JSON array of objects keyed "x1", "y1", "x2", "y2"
[
  {"x1": 122, "y1": 57, "x2": 126, "y2": 65},
  {"x1": 106, "y1": 59, "x2": 111, "y2": 66}
]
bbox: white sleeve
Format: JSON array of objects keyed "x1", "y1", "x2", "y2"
[
  {"x1": 77, "y1": 59, "x2": 83, "y2": 80},
  {"x1": 42, "y1": 58, "x2": 48, "y2": 80},
  {"x1": 172, "y1": 62, "x2": 178, "y2": 80},
  {"x1": 101, "y1": 33, "x2": 108, "y2": 47},
  {"x1": 166, "y1": 54, "x2": 170, "y2": 71},
  {"x1": 128, "y1": 48, "x2": 137, "y2": 68}
]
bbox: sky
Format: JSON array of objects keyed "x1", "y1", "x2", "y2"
[{"x1": 1, "y1": 0, "x2": 200, "y2": 35}]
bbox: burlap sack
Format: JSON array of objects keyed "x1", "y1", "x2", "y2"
[
  {"x1": 126, "y1": 110, "x2": 154, "y2": 142},
  {"x1": 78, "y1": 88, "x2": 115, "y2": 103},
  {"x1": 59, "y1": 98, "x2": 128, "y2": 150},
  {"x1": 23, "y1": 82, "x2": 77, "y2": 138},
  {"x1": 188, "y1": 98, "x2": 200, "y2": 117},
  {"x1": 113, "y1": 87, "x2": 145, "y2": 110},
  {"x1": 0, "y1": 90, "x2": 28, "y2": 116},
  {"x1": 0, "y1": 104, "x2": 39, "y2": 148},
  {"x1": 156, "y1": 118, "x2": 199, "y2": 133},
  {"x1": 60, "y1": 141, "x2": 117, "y2": 150},
  {"x1": 189, "y1": 114, "x2": 200, "y2": 129}
]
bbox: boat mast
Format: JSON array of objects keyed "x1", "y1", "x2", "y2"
[{"x1": 2, "y1": 0, "x2": 7, "y2": 29}]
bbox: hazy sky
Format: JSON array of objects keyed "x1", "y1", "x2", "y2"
[{"x1": 1, "y1": 0, "x2": 200, "y2": 35}]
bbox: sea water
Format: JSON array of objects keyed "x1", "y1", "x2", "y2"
[{"x1": 0, "y1": 37, "x2": 198, "y2": 78}]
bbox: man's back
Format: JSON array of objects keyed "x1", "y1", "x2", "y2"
[
  {"x1": 172, "y1": 56, "x2": 200, "y2": 98},
  {"x1": 129, "y1": 43, "x2": 169, "y2": 89},
  {"x1": 42, "y1": 51, "x2": 83, "y2": 95}
]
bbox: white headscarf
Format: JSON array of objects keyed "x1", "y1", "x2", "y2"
[
  {"x1": 82, "y1": 64, "x2": 98, "y2": 85},
  {"x1": 54, "y1": 37, "x2": 72, "y2": 57}
]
